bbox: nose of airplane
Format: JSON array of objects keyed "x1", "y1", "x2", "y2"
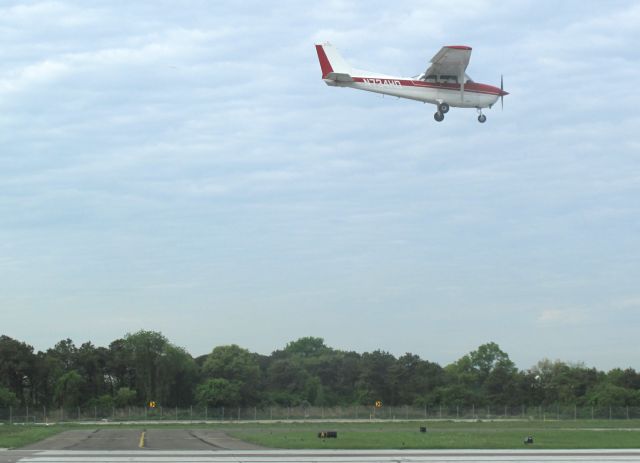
[{"x1": 500, "y1": 75, "x2": 508, "y2": 96}]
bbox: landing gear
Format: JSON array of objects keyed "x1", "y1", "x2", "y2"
[
  {"x1": 438, "y1": 102, "x2": 450, "y2": 114},
  {"x1": 477, "y1": 108, "x2": 487, "y2": 123},
  {"x1": 434, "y1": 111, "x2": 444, "y2": 122}
]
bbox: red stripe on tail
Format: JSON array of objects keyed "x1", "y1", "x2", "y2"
[{"x1": 315, "y1": 45, "x2": 333, "y2": 78}]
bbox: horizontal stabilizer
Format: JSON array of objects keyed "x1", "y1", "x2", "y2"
[{"x1": 325, "y1": 72, "x2": 353, "y2": 82}]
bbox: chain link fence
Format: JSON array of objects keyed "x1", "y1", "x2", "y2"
[{"x1": 1, "y1": 405, "x2": 639, "y2": 424}]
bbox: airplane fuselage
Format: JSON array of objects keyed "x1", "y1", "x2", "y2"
[{"x1": 324, "y1": 75, "x2": 502, "y2": 109}]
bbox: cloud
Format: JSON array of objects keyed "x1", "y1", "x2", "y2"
[
  {"x1": 537, "y1": 309, "x2": 589, "y2": 325},
  {"x1": 0, "y1": 0, "x2": 639, "y2": 369}
]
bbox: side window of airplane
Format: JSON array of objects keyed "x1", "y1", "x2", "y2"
[
  {"x1": 425, "y1": 75, "x2": 437, "y2": 83},
  {"x1": 440, "y1": 75, "x2": 458, "y2": 84}
]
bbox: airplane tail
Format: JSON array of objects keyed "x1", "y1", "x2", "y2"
[{"x1": 315, "y1": 42, "x2": 353, "y2": 82}]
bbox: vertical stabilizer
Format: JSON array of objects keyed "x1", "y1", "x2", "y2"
[{"x1": 315, "y1": 43, "x2": 353, "y2": 80}]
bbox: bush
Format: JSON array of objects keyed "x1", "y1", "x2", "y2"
[{"x1": 0, "y1": 386, "x2": 18, "y2": 407}]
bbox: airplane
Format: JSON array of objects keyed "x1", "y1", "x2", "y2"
[{"x1": 315, "y1": 43, "x2": 508, "y2": 123}]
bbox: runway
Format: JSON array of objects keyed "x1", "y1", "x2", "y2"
[
  {"x1": 3, "y1": 449, "x2": 640, "y2": 463},
  {"x1": 3, "y1": 429, "x2": 640, "y2": 462}
]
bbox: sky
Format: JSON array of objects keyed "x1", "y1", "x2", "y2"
[{"x1": 1, "y1": 0, "x2": 639, "y2": 371}]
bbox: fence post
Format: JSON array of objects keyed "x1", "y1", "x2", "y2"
[
  {"x1": 222, "y1": 406, "x2": 224, "y2": 421},
  {"x1": 424, "y1": 404, "x2": 427, "y2": 418},
  {"x1": 9, "y1": 406, "x2": 12, "y2": 424},
  {"x1": 439, "y1": 405, "x2": 442, "y2": 419},
  {"x1": 609, "y1": 406, "x2": 612, "y2": 420},
  {"x1": 44, "y1": 405, "x2": 47, "y2": 424},
  {"x1": 60, "y1": 407, "x2": 63, "y2": 422},
  {"x1": 522, "y1": 405, "x2": 525, "y2": 419},
  {"x1": 504, "y1": 405, "x2": 507, "y2": 418},
  {"x1": 254, "y1": 406, "x2": 257, "y2": 421},
  {"x1": 94, "y1": 406, "x2": 97, "y2": 421},
  {"x1": 472, "y1": 404, "x2": 475, "y2": 418},
  {"x1": 26, "y1": 405, "x2": 29, "y2": 422},
  {"x1": 191, "y1": 405, "x2": 193, "y2": 421},
  {"x1": 574, "y1": 404, "x2": 577, "y2": 421},
  {"x1": 205, "y1": 406, "x2": 208, "y2": 421},
  {"x1": 77, "y1": 406, "x2": 80, "y2": 420},
  {"x1": 269, "y1": 407, "x2": 272, "y2": 421},
  {"x1": 626, "y1": 406, "x2": 629, "y2": 420},
  {"x1": 456, "y1": 405, "x2": 459, "y2": 419},
  {"x1": 591, "y1": 406, "x2": 594, "y2": 420}
]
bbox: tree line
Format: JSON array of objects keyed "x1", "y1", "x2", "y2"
[{"x1": 0, "y1": 331, "x2": 638, "y2": 410}]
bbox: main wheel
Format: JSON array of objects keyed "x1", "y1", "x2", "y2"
[
  {"x1": 434, "y1": 112, "x2": 444, "y2": 122},
  {"x1": 478, "y1": 114, "x2": 487, "y2": 123},
  {"x1": 438, "y1": 102, "x2": 450, "y2": 114}
]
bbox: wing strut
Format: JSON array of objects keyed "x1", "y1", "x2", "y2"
[{"x1": 459, "y1": 66, "x2": 465, "y2": 103}]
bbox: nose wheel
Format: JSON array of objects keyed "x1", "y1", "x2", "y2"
[{"x1": 477, "y1": 108, "x2": 487, "y2": 123}]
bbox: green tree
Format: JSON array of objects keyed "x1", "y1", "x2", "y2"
[
  {"x1": 607, "y1": 368, "x2": 640, "y2": 390},
  {"x1": 203, "y1": 345, "x2": 261, "y2": 405},
  {"x1": 54, "y1": 370, "x2": 85, "y2": 407},
  {"x1": 283, "y1": 337, "x2": 330, "y2": 357},
  {"x1": 196, "y1": 378, "x2": 240, "y2": 407},
  {"x1": 266, "y1": 357, "x2": 310, "y2": 405},
  {"x1": 395, "y1": 353, "x2": 444, "y2": 405},
  {"x1": 114, "y1": 387, "x2": 138, "y2": 407},
  {"x1": 0, "y1": 335, "x2": 36, "y2": 405},
  {"x1": 586, "y1": 383, "x2": 639, "y2": 406},
  {"x1": 357, "y1": 350, "x2": 398, "y2": 405},
  {"x1": 0, "y1": 385, "x2": 18, "y2": 407},
  {"x1": 76, "y1": 342, "x2": 109, "y2": 401},
  {"x1": 156, "y1": 344, "x2": 198, "y2": 406},
  {"x1": 121, "y1": 330, "x2": 166, "y2": 404},
  {"x1": 444, "y1": 343, "x2": 518, "y2": 406}
]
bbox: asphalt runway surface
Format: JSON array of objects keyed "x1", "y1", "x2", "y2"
[
  {"x1": 3, "y1": 449, "x2": 640, "y2": 463},
  {"x1": 19, "y1": 429, "x2": 263, "y2": 451},
  {"x1": 2, "y1": 430, "x2": 640, "y2": 462}
]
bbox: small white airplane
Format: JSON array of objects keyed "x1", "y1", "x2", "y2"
[{"x1": 315, "y1": 43, "x2": 508, "y2": 123}]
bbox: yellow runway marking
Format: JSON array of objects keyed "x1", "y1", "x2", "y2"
[{"x1": 138, "y1": 431, "x2": 145, "y2": 448}]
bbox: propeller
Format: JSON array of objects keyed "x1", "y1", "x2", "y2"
[{"x1": 500, "y1": 74, "x2": 504, "y2": 110}]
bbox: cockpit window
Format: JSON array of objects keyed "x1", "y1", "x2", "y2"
[{"x1": 439, "y1": 75, "x2": 458, "y2": 83}]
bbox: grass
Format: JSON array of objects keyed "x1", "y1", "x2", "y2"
[
  {"x1": 1, "y1": 420, "x2": 640, "y2": 450},
  {"x1": 227, "y1": 420, "x2": 640, "y2": 449},
  {"x1": 0, "y1": 424, "x2": 68, "y2": 449}
]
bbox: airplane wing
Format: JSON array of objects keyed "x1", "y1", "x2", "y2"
[{"x1": 424, "y1": 46, "x2": 472, "y2": 79}]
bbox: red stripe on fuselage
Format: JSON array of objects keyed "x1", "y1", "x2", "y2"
[
  {"x1": 315, "y1": 45, "x2": 333, "y2": 78},
  {"x1": 351, "y1": 77, "x2": 504, "y2": 96}
]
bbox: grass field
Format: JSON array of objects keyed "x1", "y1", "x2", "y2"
[
  {"x1": 228, "y1": 420, "x2": 640, "y2": 449},
  {"x1": 1, "y1": 420, "x2": 639, "y2": 450},
  {"x1": 0, "y1": 425, "x2": 68, "y2": 449}
]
